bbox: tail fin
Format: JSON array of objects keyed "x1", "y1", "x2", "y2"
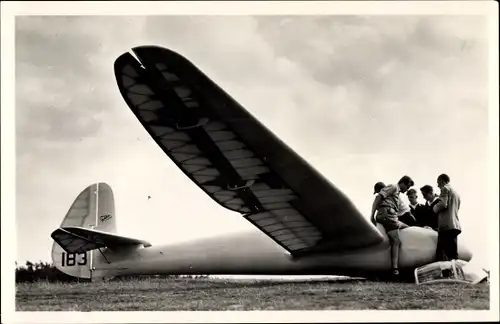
[{"x1": 51, "y1": 183, "x2": 116, "y2": 279}]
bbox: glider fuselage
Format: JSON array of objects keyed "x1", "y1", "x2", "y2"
[{"x1": 92, "y1": 225, "x2": 472, "y2": 279}]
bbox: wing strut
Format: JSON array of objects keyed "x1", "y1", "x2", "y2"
[{"x1": 97, "y1": 247, "x2": 111, "y2": 264}]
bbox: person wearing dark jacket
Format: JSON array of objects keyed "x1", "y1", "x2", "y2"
[
  {"x1": 406, "y1": 189, "x2": 426, "y2": 226},
  {"x1": 418, "y1": 185, "x2": 440, "y2": 230}
]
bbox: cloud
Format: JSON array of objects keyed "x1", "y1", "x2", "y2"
[
  {"x1": 16, "y1": 18, "x2": 105, "y2": 149},
  {"x1": 253, "y1": 16, "x2": 489, "y2": 158}
]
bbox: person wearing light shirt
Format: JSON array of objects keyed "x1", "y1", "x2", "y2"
[
  {"x1": 370, "y1": 175, "x2": 414, "y2": 277},
  {"x1": 373, "y1": 182, "x2": 416, "y2": 226},
  {"x1": 397, "y1": 193, "x2": 417, "y2": 226}
]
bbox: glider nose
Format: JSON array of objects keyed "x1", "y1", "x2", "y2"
[{"x1": 458, "y1": 240, "x2": 473, "y2": 262}]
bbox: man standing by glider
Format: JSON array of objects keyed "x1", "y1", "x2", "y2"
[
  {"x1": 433, "y1": 173, "x2": 462, "y2": 261},
  {"x1": 371, "y1": 175, "x2": 414, "y2": 276}
]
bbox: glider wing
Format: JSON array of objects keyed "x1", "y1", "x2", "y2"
[{"x1": 113, "y1": 46, "x2": 384, "y2": 256}]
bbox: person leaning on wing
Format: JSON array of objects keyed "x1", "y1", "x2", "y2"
[
  {"x1": 373, "y1": 181, "x2": 416, "y2": 226},
  {"x1": 370, "y1": 175, "x2": 414, "y2": 277}
]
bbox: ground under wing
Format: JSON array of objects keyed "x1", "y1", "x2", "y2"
[{"x1": 114, "y1": 46, "x2": 384, "y2": 256}]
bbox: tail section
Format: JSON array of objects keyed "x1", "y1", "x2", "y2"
[
  {"x1": 51, "y1": 183, "x2": 116, "y2": 279},
  {"x1": 51, "y1": 183, "x2": 151, "y2": 280}
]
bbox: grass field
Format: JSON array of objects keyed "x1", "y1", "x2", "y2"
[{"x1": 15, "y1": 277, "x2": 490, "y2": 311}]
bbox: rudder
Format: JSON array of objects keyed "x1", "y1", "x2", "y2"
[{"x1": 51, "y1": 183, "x2": 116, "y2": 279}]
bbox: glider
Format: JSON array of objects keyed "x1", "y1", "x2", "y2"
[{"x1": 50, "y1": 46, "x2": 472, "y2": 281}]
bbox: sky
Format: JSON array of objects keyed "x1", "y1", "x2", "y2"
[{"x1": 13, "y1": 14, "x2": 494, "y2": 270}]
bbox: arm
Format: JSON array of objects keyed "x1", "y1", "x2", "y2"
[
  {"x1": 433, "y1": 186, "x2": 449, "y2": 213},
  {"x1": 404, "y1": 211, "x2": 417, "y2": 223},
  {"x1": 371, "y1": 194, "x2": 382, "y2": 225}
]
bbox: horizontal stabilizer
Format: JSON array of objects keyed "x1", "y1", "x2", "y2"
[{"x1": 51, "y1": 226, "x2": 152, "y2": 254}]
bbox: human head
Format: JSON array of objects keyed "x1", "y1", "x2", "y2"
[
  {"x1": 420, "y1": 185, "x2": 435, "y2": 202},
  {"x1": 373, "y1": 181, "x2": 386, "y2": 194},
  {"x1": 437, "y1": 173, "x2": 450, "y2": 189},
  {"x1": 397, "y1": 175, "x2": 414, "y2": 193},
  {"x1": 406, "y1": 188, "x2": 418, "y2": 205}
]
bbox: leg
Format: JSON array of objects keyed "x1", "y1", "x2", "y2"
[
  {"x1": 443, "y1": 230, "x2": 460, "y2": 260},
  {"x1": 387, "y1": 229, "x2": 402, "y2": 271},
  {"x1": 377, "y1": 211, "x2": 406, "y2": 276},
  {"x1": 435, "y1": 231, "x2": 447, "y2": 261},
  {"x1": 451, "y1": 230, "x2": 460, "y2": 259}
]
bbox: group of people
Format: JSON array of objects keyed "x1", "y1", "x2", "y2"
[{"x1": 370, "y1": 174, "x2": 462, "y2": 277}]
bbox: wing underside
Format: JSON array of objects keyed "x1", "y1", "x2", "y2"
[{"x1": 114, "y1": 46, "x2": 384, "y2": 256}]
